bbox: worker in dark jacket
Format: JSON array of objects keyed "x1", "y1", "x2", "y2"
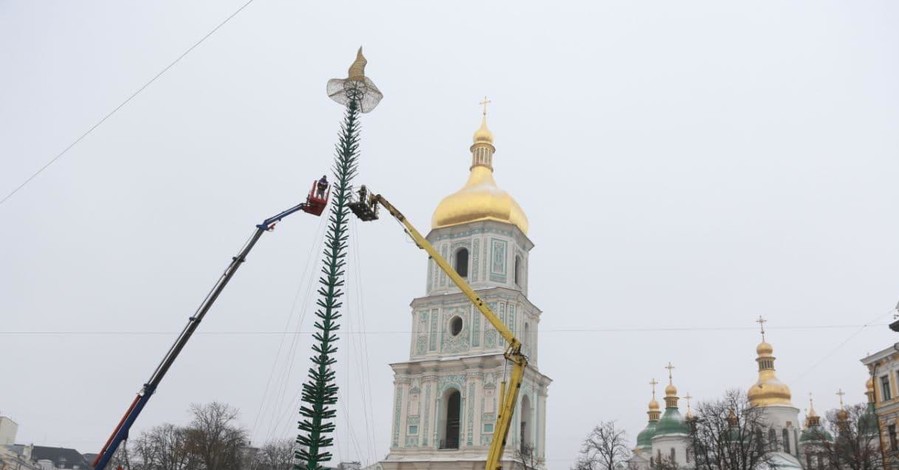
[{"x1": 316, "y1": 175, "x2": 328, "y2": 198}]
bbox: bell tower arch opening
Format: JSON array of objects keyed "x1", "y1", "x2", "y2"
[
  {"x1": 520, "y1": 395, "x2": 533, "y2": 451},
  {"x1": 454, "y1": 248, "x2": 469, "y2": 278},
  {"x1": 438, "y1": 389, "x2": 462, "y2": 449}
]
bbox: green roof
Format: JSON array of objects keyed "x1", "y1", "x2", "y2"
[
  {"x1": 636, "y1": 421, "x2": 657, "y2": 448},
  {"x1": 799, "y1": 426, "x2": 833, "y2": 443},
  {"x1": 654, "y1": 408, "x2": 690, "y2": 436},
  {"x1": 859, "y1": 403, "x2": 878, "y2": 437}
]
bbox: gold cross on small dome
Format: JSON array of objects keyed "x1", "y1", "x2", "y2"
[{"x1": 479, "y1": 96, "x2": 492, "y2": 116}]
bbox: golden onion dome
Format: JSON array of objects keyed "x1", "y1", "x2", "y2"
[
  {"x1": 748, "y1": 340, "x2": 793, "y2": 406},
  {"x1": 431, "y1": 113, "x2": 529, "y2": 234},
  {"x1": 649, "y1": 398, "x2": 660, "y2": 411},
  {"x1": 665, "y1": 383, "x2": 678, "y2": 397},
  {"x1": 748, "y1": 375, "x2": 792, "y2": 406}
]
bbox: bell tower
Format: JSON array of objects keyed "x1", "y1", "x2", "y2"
[{"x1": 379, "y1": 106, "x2": 552, "y2": 470}]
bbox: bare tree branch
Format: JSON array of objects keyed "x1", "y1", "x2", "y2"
[
  {"x1": 821, "y1": 404, "x2": 883, "y2": 470},
  {"x1": 573, "y1": 421, "x2": 631, "y2": 470},
  {"x1": 184, "y1": 402, "x2": 248, "y2": 470},
  {"x1": 688, "y1": 390, "x2": 773, "y2": 470}
]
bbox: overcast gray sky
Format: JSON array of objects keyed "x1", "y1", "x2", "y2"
[{"x1": 2, "y1": 1, "x2": 898, "y2": 469}]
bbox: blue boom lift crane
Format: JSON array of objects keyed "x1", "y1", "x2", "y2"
[{"x1": 92, "y1": 180, "x2": 330, "y2": 470}]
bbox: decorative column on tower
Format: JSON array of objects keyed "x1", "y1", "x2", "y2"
[{"x1": 379, "y1": 101, "x2": 551, "y2": 470}]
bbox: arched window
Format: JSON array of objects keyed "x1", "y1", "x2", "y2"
[
  {"x1": 782, "y1": 428, "x2": 790, "y2": 453},
  {"x1": 514, "y1": 255, "x2": 522, "y2": 286},
  {"x1": 439, "y1": 390, "x2": 461, "y2": 449},
  {"x1": 455, "y1": 248, "x2": 469, "y2": 278},
  {"x1": 520, "y1": 395, "x2": 533, "y2": 452},
  {"x1": 769, "y1": 428, "x2": 778, "y2": 450}
]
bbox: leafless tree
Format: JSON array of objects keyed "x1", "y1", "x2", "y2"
[
  {"x1": 572, "y1": 421, "x2": 631, "y2": 470},
  {"x1": 252, "y1": 438, "x2": 298, "y2": 470},
  {"x1": 183, "y1": 402, "x2": 248, "y2": 470},
  {"x1": 514, "y1": 443, "x2": 540, "y2": 470},
  {"x1": 651, "y1": 456, "x2": 680, "y2": 470},
  {"x1": 126, "y1": 403, "x2": 300, "y2": 470},
  {"x1": 821, "y1": 404, "x2": 883, "y2": 470},
  {"x1": 131, "y1": 423, "x2": 197, "y2": 470},
  {"x1": 688, "y1": 389, "x2": 773, "y2": 470}
]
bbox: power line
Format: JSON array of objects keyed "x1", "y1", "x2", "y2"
[
  {"x1": 1, "y1": 323, "x2": 887, "y2": 336},
  {"x1": 796, "y1": 308, "x2": 896, "y2": 380},
  {"x1": 0, "y1": 0, "x2": 257, "y2": 207}
]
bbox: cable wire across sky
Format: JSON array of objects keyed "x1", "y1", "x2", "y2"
[
  {"x1": 1, "y1": 322, "x2": 888, "y2": 336},
  {"x1": 0, "y1": 0, "x2": 257, "y2": 207}
]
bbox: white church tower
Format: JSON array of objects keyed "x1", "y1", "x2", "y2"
[{"x1": 379, "y1": 107, "x2": 552, "y2": 470}]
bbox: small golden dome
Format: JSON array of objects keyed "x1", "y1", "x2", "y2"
[
  {"x1": 665, "y1": 383, "x2": 677, "y2": 396},
  {"x1": 649, "y1": 398, "x2": 660, "y2": 411},
  {"x1": 837, "y1": 408, "x2": 849, "y2": 422},
  {"x1": 473, "y1": 115, "x2": 494, "y2": 144},
  {"x1": 757, "y1": 341, "x2": 774, "y2": 355},
  {"x1": 431, "y1": 112, "x2": 529, "y2": 234},
  {"x1": 727, "y1": 408, "x2": 739, "y2": 426}
]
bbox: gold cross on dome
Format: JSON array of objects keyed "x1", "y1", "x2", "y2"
[
  {"x1": 756, "y1": 315, "x2": 768, "y2": 341},
  {"x1": 479, "y1": 96, "x2": 492, "y2": 116},
  {"x1": 836, "y1": 389, "x2": 846, "y2": 408},
  {"x1": 809, "y1": 392, "x2": 814, "y2": 408},
  {"x1": 650, "y1": 378, "x2": 659, "y2": 398},
  {"x1": 665, "y1": 362, "x2": 675, "y2": 384},
  {"x1": 685, "y1": 393, "x2": 693, "y2": 409}
]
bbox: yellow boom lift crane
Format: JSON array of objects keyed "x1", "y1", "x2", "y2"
[{"x1": 349, "y1": 186, "x2": 527, "y2": 470}]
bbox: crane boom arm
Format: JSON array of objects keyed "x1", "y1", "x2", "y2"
[
  {"x1": 351, "y1": 189, "x2": 527, "y2": 470},
  {"x1": 93, "y1": 199, "x2": 319, "y2": 470}
]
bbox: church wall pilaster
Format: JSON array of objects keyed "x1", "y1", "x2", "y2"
[
  {"x1": 422, "y1": 374, "x2": 436, "y2": 448},
  {"x1": 538, "y1": 386, "x2": 548, "y2": 459},
  {"x1": 472, "y1": 236, "x2": 481, "y2": 283}
]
